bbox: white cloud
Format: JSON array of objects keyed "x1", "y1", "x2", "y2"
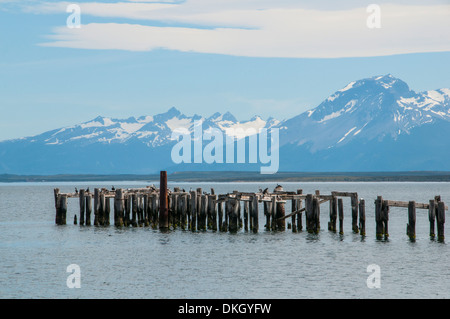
[{"x1": 26, "y1": 1, "x2": 450, "y2": 58}]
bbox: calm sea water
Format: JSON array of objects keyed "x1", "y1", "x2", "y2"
[{"x1": 1, "y1": 181, "x2": 449, "y2": 299}]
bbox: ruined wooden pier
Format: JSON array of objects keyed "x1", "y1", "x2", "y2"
[{"x1": 53, "y1": 171, "x2": 447, "y2": 241}]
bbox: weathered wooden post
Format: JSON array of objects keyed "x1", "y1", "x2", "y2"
[
  {"x1": 244, "y1": 200, "x2": 249, "y2": 231},
  {"x1": 79, "y1": 189, "x2": 85, "y2": 226},
  {"x1": 217, "y1": 200, "x2": 224, "y2": 232},
  {"x1": 297, "y1": 189, "x2": 303, "y2": 232},
  {"x1": 124, "y1": 195, "x2": 131, "y2": 227},
  {"x1": 437, "y1": 201, "x2": 445, "y2": 242},
  {"x1": 338, "y1": 198, "x2": 344, "y2": 235},
  {"x1": 305, "y1": 194, "x2": 314, "y2": 233},
  {"x1": 271, "y1": 196, "x2": 277, "y2": 231},
  {"x1": 382, "y1": 200, "x2": 389, "y2": 239},
  {"x1": 329, "y1": 195, "x2": 337, "y2": 232},
  {"x1": 252, "y1": 195, "x2": 259, "y2": 233},
  {"x1": 85, "y1": 193, "x2": 92, "y2": 226},
  {"x1": 229, "y1": 198, "x2": 239, "y2": 233},
  {"x1": 276, "y1": 199, "x2": 286, "y2": 231},
  {"x1": 312, "y1": 197, "x2": 320, "y2": 233},
  {"x1": 407, "y1": 201, "x2": 416, "y2": 241},
  {"x1": 99, "y1": 193, "x2": 105, "y2": 226},
  {"x1": 375, "y1": 196, "x2": 383, "y2": 240},
  {"x1": 429, "y1": 199, "x2": 436, "y2": 239},
  {"x1": 237, "y1": 198, "x2": 242, "y2": 229},
  {"x1": 114, "y1": 189, "x2": 124, "y2": 227},
  {"x1": 172, "y1": 193, "x2": 178, "y2": 228},
  {"x1": 199, "y1": 194, "x2": 207, "y2": 231},
  {"x1": 181, "y1": 194, "x2": 188, "y2": 230},
  {"x1": 104, "y1": 195, "x2": 110, "y2": 226},
  {"x1": 351, "y1": 193, "x2": 359, "y2": 233},
  {"x1": 151, "y1": 193, "x2": 158, "y2": 228},
  {"x1": 210, "y1": 194, "x2": 217, "y2": 231},
  {"x1": 264, "y1": 200, "x2": 271, "y2": 231},
  {"x1": 131, "y1": 194, "x2": 138, "y2": 227},
  {"x1": 359, "y1": 199, "x2": 366, "y2": 237},
  {"x1": 314, "y1": 191, "x2": 321, "y2": 231},
  {"x1": 54, "y1": 192, "x2": 61, "y2": 225},
  {"x1": 53, "y1": 188, "x2": 60, "y2": 209},
  {"x1": 93, "y1": 188, "x2": 100, "y2": 226},
  {"x1": 74, "y1": 214, "x2": 77, "y2": 225},
  {"x1": 60, "y1": 195, "x2": 67, "y2": 225},
  {"x1": 190, "y1": 190, "x2": 197, "y2": 231},
  {"x1": 291, "y1": 196, "x2": 297, "y2": 233},
  {"x1": 143, "y1": 194, "x2": 149, "y2": 227},
  {"x1": 159, "y1": 171, "x2": 169, "y2": 230}
]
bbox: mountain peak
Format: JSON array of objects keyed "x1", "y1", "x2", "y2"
[{"x1": 222, "y1": 111, "x2": 238, "y2": 123}]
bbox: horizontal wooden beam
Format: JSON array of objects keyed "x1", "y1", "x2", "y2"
[{"x1": 383, "y1": 200, "x2": 448, "y2": 210}]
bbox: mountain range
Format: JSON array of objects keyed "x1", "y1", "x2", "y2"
[{"x1": 1, "y1": 74, "x2": 449, "y2": 174}]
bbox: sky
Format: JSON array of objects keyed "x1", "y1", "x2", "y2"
[{"x1": 0, "y1": 0, "x2": 449, "y2": 141}]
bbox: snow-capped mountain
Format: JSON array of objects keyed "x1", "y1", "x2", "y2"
[
  {"x1": 1, "y1": 74, "x2": 449, "y2": 174},
  {"x1": 278, "y1": 74, "x2": 450, "y2": 152},
  {"x1": 30, "y1": 107, "x2": 274, "y2": 148}
]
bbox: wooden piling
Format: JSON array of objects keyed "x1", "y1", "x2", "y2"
[
  {"x1": 313, "y1": 197, "x2": 320, "y2": 233},
  {"x1": 218, "y1": 200, "x2": 225, "y2": 232},
  {"x1": 406, "y1": 201, "x2": 416, "y2": 240},
  {"x1": 79, "y1": 189, "x2": 85, "y2": 226},
  {"x1": 190, "y1": 190, "x2": 197, "y2": 231},
  {"x1": 159, "y1": 171, "x2": 169, "y2": 230},
  {"x1": 244, "y1": 200, "x2": 249, "y2": 231},
  {"x1": 60, "y1": 195, "x2": 67, "y2": 225},
  {"x1": 85, "y1": 193, "x2": 92, "y2": 226},
  {"x1": 271, "y1": 196, "x2": 277, "y2": 231},
  {"x1": 429, "y1": 199, "x2": 436, "y2": 239},
  {"x1": 297, "y1": 189, "x2": 303, "y2": 232},
  {"x1": 54, "y1": 192, "x2": 61, "y2": 225},
  {"x1": 131, "y1": 194, "x2": 138, "y2": 227},
  {"x1": 74, "y1": 214, "x2": 77, "y2": 225},
  {"x1": 437, "y1": 201, "x2": 445, "y2": 242},
  {"x1": 291, "y1": 196, "x2": 297, "y2": 233},
  {"x1": 276, "y1": 199, "x2": 286, "y2": 231},
  {"x1": 210, "y1": 195, "x2": 217, "y2": 231},
  {"x1": 229, "y1": 198, "x2": 239, "y2": 233},
  {"x1": 351, "y1": 194, "x2": 359, "y2": 233},
  {"x1": 114, "y1": 189, "x2": 124, "y2": 227},
  {"x1": 375, "y1": 196, "x2": 383, "y2": 240},
  {"x1": 151, "y1": 194, "x2": 158, "y2": 228},
  {"x1": 359, "y1": 199, "x2": 366, "y2": 236},
  {"x1": 143, "y1": 194, "x2": 149, "y2": 227},
  {"x1": 98, "y1": 193, "x2": 105, "y2": 226},
  {"x1": 104, "y1": 195, "x2": 110, "y2": 226},
  {"x1": 264, "y1": 200, "x2": 271, "y2": 231},
  {"x1": 338, "y1": 198, "x2": 344, "y2": 235},
  {"x1": 305, "y1": 194, "x2": 314, "y2": 233},
  {"x1": 329, "y1": 195, "x2": 337, "y2": 232},
  {"x1": 382, "y1": 200, "x2": 389, "y2": 239},
  {"x1": 199, "y1": 194, "x2": 207, "y2": 231},
  {"x1": 252, "y1": 195, "x2": 259, "y2": 233},
  {"x1": 93, "y1": 188, "x2": 100, "y2": 226},
  {"x1": 124, "y1": 195, "x2": 130, "y2": 227}
]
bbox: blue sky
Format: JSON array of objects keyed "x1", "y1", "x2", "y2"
[{"x1": 0, "y1": 0, "x2": 449, "y2": 141}]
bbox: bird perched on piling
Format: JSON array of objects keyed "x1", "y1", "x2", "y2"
[
  {"x1": 112, "y1": 186, "x2": 115, "y2": 191},
  {"x1": 75, "y1": 187, "x2": 78, "y2": 194}
]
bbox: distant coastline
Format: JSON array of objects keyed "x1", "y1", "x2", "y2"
[{"x1": 2, "y1": 171, "x2": 450, "y2": 183}]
